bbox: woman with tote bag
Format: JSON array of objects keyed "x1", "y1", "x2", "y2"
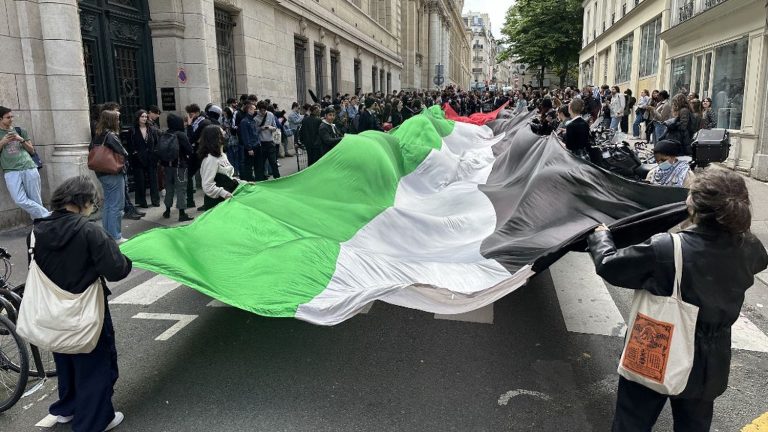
[
  {"x1": 23, "y1": 175, "x2": 132, "y2": 431},
  {"x1": 587, "y1": 169, "x2": 767, "y2": 431}
]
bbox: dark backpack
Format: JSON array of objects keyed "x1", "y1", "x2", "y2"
[{"x1": 154, "y1": 131, "x2": 179, "y2": 162}]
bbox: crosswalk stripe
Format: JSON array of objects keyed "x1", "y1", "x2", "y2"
[
  {"x1": 550, "y1": 253, "x2": 627, "y2": 337},
  {"x1": 435, "y1": 303, "x2": 494, "y2": 324},
  {"x1": 731, "y1": 314, "x2": 768, "y2": 352},
  {"x1": 110, "y1": 275, "x2": 180, "y2": 305},
  {"x1": 206, "y1": 299, "x2": 231, "y2": 307},
  {"x1": 132, "y1": 313, "x2": 198, "y2": 340}
]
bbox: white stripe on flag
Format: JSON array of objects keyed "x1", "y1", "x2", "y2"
[
  {"x1": 110, "y1": 275, "x2": 180, "y2": 305},
  {"x1": 550, "y1": 252, "x2": 627, "y2": 337},
  {"x1": 296, "y1": 122, "x2": 534, "y2": 325}
]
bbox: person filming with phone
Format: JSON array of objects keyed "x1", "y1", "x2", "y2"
[{"x1": 0, "y1": 106, "x2": 50, "y2": 221}]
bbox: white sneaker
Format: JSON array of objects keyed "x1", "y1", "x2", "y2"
[
  {"x1": 116, "y1": 237, "x2": 128, "y2": 245},
  {"x1": 104, "y1": 411, "x2": 124, "y2": 431},
  {"x1": 57, "y1": 415, "x2": 74, "y2": 424}
]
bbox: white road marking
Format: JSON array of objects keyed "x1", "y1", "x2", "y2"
[
  {"x1": 35, "y1": 414, "x2": 58, "y2": 427},
  {"x1": 550, "y1": 253, "x2": 627, "y2": 337},
  {"x1": 206, "y1": 299, "x2": 231, "y2": 307},
  {"x1": 497, "y1": 389, "x2": 552, "y2": 405},
  {"x1": 732, "y1": 314, "x2": 768, "y2": 353},
  {"x1": 132, "y1": 313, "x2": 198, "y2": 341},
  {"x1": 434, "y1": 303, "x2": 494, "y2": 324},
  {"x1": 359, "y1": 302, "x2": 374, "y2": 314},
  {"x1": 110, "y1": 275, "x2": 180, "y2": 305}
]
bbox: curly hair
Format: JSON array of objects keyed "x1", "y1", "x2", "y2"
[{"x1": 689, "y1": 169, "x2": 751, "y2": 234}]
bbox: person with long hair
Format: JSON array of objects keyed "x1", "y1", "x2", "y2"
[
  {"x1": 90, "y1": 110, "x2": 129, "y2": 242},
  {"x1": 632, "y1": 89, "x2": 651, "y2": 139},
  {"x1": 127, "y1": 109, "x2": 159, "y2": 208},
  {"x1": 666, "y1": 93, "x2": 694, "y2": 155},
  {"x1": 28, "y1": 175, "x2": 131, "y2": 432},
  {"x1": 197, "y1": 125, "x2": 248, "y2": 210},
  {"x1": 701, "y1": 97, "x2": 717, "y2": 129},
  {"x1": 588, "y1": 168, "x2": 767, "y2": 431}
]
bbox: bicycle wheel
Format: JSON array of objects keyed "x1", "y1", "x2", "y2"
[{"x1": 0, "y1": 315, "x2": 28, "y2": 413}]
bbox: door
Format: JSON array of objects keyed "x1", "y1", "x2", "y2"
[{"x1": 79, "y1": 0, "x2": 156, "y2": 126}]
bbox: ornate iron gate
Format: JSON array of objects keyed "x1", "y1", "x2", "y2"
[{"x1": 79, "y1": 0, "x2": 156, "y2": 125}]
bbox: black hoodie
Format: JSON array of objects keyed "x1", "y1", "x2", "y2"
[
  {"x1": 27, "y1": 211, "x2": 132, "y2": 295},
  {"x1": 163, "y1": 113, "x2": 194, "y2": 168}
]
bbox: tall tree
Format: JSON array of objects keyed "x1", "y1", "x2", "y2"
[{"x1": 498, "y1": 0, "x2": 583, "y2": 88}]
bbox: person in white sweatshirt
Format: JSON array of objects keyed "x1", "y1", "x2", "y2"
[
  {"x1": 609, "y1": 85, "x2": 626, "y2": 131},
  {"x1": 197, "y1": 125, "x2": 249, "y2": 211}
]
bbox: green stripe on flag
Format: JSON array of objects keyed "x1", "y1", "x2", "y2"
[{"x1": 120, "y1": 107, "x2": 454, "y2": 317}]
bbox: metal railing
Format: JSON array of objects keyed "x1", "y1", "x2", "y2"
[{"x1": 674, "y1": 0, "x2": 728, "y2": 25}]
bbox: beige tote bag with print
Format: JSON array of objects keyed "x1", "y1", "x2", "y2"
[
  {"x1": 618, "y1": 233, "x2": 699, "y2": 395},
  {"x1": 16, "y1": 232, "x2": 105, "y2": 354}
]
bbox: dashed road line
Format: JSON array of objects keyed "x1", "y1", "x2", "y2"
[
  {"x1": 132, "y1": 313, "x2": 198, "y2": 341},
  {"x1": 110, "y1": 275, "x2": 180, "y2": 305},
  {"x1": 550, "y1": 253, "x2": 627, "y2": 337},
  {"x1": 732, "y1": 314, "x2": 768, "y2": 353},
  {"x1": 434, "y1": 303, "x2": 494, "y2": 324}
]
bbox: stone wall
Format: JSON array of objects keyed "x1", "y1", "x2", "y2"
[{"x1": 0, "y1": 0, "x2": 92, "y2": 230}]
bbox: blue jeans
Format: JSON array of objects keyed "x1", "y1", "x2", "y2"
[
  {"x1": 610, "y1": 116, "x2": 622, "y2": 130},
  {"x1": 4, "y1": 168, "x2": 49, "y2": 220},
  {"x1": 226, "y1": 143, "x2": 243, "y2": 177},
  {"x1": 654, "y1": 123, "x2": 667, "y2": 142},
  {"x1": 632, "y1": 113, "x2": 645, "y2": 137},
  {"x1": 98, "y1": 174, "x2": 124, "y2": 240}
]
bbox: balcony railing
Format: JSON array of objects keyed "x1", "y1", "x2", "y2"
[
  {"x1": 472, "y1": 45, "x2": 484, "y2": 50},
  {"x1": 673, "y1": 0, "x2": 728, "y2": 26}
]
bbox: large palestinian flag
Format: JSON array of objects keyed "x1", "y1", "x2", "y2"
[{"x1": 121, "y1": 107, "x2": 687, "y2": 325}]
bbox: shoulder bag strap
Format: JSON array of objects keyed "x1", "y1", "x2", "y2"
[
  {"x1": 671, "y1": 233, "x2": 683, "y2": 300},
  {"x1": 29, "y1": 230, "x2": 36, "y2": 262}
]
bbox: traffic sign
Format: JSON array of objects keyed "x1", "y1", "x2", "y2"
[{"x1": 433, "y1": 76, "x2": 445, "y2": 86}]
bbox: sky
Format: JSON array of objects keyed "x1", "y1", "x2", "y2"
[{"x1": 461, "y1": 0, "x2": 516, "y2": 37}]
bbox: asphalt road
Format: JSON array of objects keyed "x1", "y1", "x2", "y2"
[{"x1": 1, "y1": 161, "x2": 767, "y2": 431}]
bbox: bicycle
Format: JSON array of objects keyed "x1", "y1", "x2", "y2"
[
  {"x1": 0, "y1": 314, "x2": 28, "y2": 412},
  {"x1": 0, "y1": 247, "x2": 56, "y2": 378}
]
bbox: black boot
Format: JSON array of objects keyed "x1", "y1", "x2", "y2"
[
  {"x1": 162, "y1": 207, "x2": 171, "y2": 219},
  {"x1": 178, "y1": 210, "x2": 194, "y2": 222}
]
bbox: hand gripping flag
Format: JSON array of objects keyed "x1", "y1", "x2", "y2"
[{"x1": 120, "y1": 107, "x2": 687, "y2": 325}]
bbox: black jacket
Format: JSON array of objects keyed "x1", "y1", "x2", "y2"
[
  {"x1": 163, "y1": 113, "x2": 194, "y2": 168},
  {"x1": 28, "y1": 211, "x2": 132, "y2": 295},
  {"x1": 565, "y1": 117, "x2": 590, "y2": 152},
  {"x1": 299, "y1": 115, "x2": 322, "y2": 149},
  {"x1": 319, "y1": 121, "x2": 342, "y2": 153},
  {"x1": 357, "y1": 110, "x2": 382, "y2": 133},
  {"x1": 127, "y1": 126, "x2": 157, "y2": 167},
  {"x1": 588, "y1": 226, "x2": 768, "y2": 400}
]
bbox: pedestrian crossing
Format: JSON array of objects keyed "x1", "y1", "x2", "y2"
[{"x1": 109, "y1": 253, "x2": 768, "y2": 352}]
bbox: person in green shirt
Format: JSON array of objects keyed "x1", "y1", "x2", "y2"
[{"x1": 0, "y1": 106, "x2": 50, "y2": 220}]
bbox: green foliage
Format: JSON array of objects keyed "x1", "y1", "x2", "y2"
[{"x1": 499, "y1": 0, "x2": 584, "y2": 87}]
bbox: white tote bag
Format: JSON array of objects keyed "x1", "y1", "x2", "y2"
[
  {"x1": 16, "y1": 232, "x2": 105, "y2": 354},
  {"x1": 617, "y1": 233, "x2": 699, "y2": 395}
]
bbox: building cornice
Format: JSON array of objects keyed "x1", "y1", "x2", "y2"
[
  {"x1": 276, "y1": 0, "x2": 403, "y2": 66},
  {"x1": 580, "y1": 0, "x2": 660, "y2": 53}
]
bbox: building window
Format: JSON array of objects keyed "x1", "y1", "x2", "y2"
[
  {"x1": 712, "y1": 37, "x2": 748, "y2": 129},
  {"x1": 581, "y1": 58, "x2": 594, "y2": 86},
  {"x1": 330, "y1": 50, "x2": 339, "y2": 99},
  {"x1": 639, "y1": 16, "x2": 661, "y2": 78},
  {"x1": 314, "y1": 44, "x2": 325, "y2": 97},
  {"x1": 670, "y1": 55, "x2": 692, "y2": 95},
  {"x1": 386, "y1": 72, "x2": 392, "y2": 94},
  {"x1": 615, "y1": 34, "x2": 633, "y2": 83},
  {"x1": 294, "y1": 37, "x2": 307, "y2": 104},
  {"x1": 214, "y1": 8, "x2": 237, "y2": 104},
  {"x1": 372, "y1": 66, "x2": 378, "y2": 92},
  {"x1": 354, "y1": 59, "x2": 361, "y2": 93},
  {"x1": 380, "y1": 69, "x2": 385, "y2": 93}
]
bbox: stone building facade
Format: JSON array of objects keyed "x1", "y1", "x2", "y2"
[
  {"x1": 463, "y1": 11, "x2": 495, "y2": 90},
  {"x1": 400, "y1": 0, "x2": 471, "y2": 90},
  {"x1": 578, "y1": 0, "x2": 768, "y2": 179},
  {"x1": 0, "y1": 0, "x2": 473, "y2": 228}
]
